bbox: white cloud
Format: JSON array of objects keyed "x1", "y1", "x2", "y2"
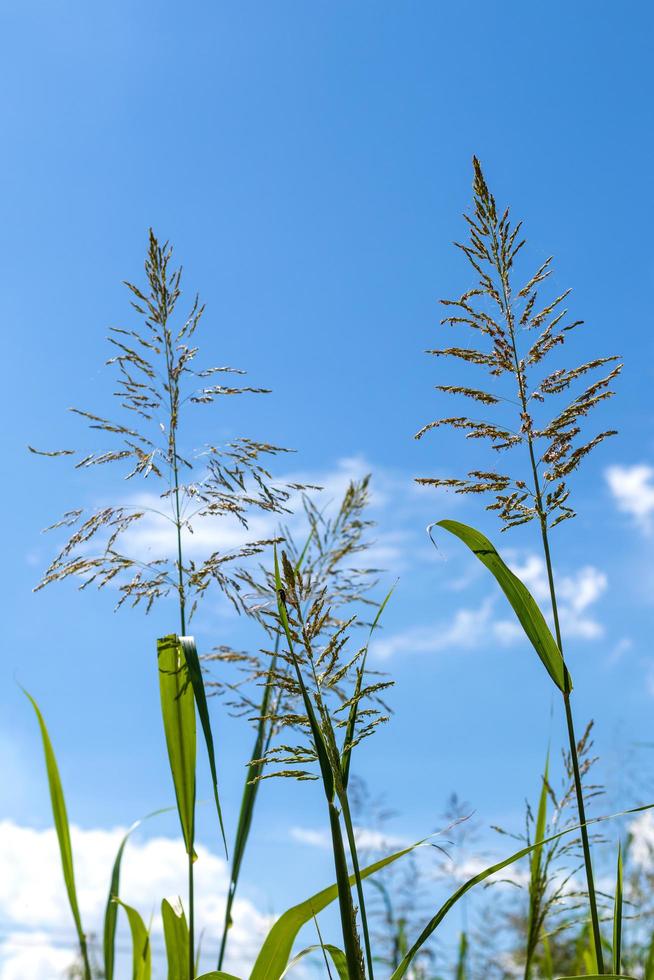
[
  {"x1": 372, "y1": 599, "x2": 499, "y2": 660},
  {"x1": 0, "y1": 821, "x2": 270, "y2": 979},
  {"x1": 373, "y1": 555, "x2": 607, "y2": 659},
  {"x1": 628, "y1": 810, "x2": 654, "y2": 870},
  {"x1": 290, "y1": 825, "x2": 408, "y2": 852},
  {"x1": 605, "y1": 464, "x2": 654, "y2": 531}
]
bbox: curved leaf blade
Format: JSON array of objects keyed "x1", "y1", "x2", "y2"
[
  {"x1": 180, "y1": 635, "x2": 228, "y2": 856},
  {"x1": 435, "y1": 520, "x2": 569, "y2": 691},
  {"x1": 103, "y1": 808, "x2": 172, "y2": 980},
  {"x1": 116, "y1": 898, "x2": 151, "y2": 980},
  {"x1": 250, "y1": 837, "x2": 425, "y2": 980},
  {"x1": 158, "y1": 634, "x2": 197, "y2": 859},
  {"x1": 162, "y1": 898, "x2": 190, "y2": 980},
  {"x1": 281, "y1": 943, "x2": 348, "y2": 979},
  {"x1": 24, "y1": 690, "x2": 90, "y2": 974}
]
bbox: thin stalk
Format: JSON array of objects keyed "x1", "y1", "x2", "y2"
[
  {"x1": 217, "y1": 646, "x2": 281, "y2": 970},
  {"x1": 340, "y1": 792, "x2": 375, "y2": 980},
  {"x1": 328, "y1": 802, "x2": 364, "y2": 980},
  {"x1": 162, "y1": 311, "x2": 193, "y2": 971},
  {"x1": 532, "y1": 458, "x2": 603, "y2": 974},
  {"x1": 80, "y1": 937, "x2": 92, "y2": 980},
  {"x1": 188, "y1": 853, "x2": 195, "y2": 980},
  {"x1": 495, "y1": 243, "x2": 605, "y2": 974}
]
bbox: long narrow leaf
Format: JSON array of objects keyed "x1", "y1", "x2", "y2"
[
  {"x1": 162, "y1": 898, "x2": 190, "y2": 980},
  {"x1": 434, "y1": 520, "x2": 569, "y2": 691},
  {"x1": 612, "y1": 842, "x2": 623, "y2": 974},
  {"x1": 196, "y1": 974, "x2": 242, "y2": 979},
  {"x1": 180, "y1": 635, "x2": 228, "y2": 856},
  {"x1": 158, "y1": 634, "x2": 197, "y2": 859},
  {"x1": 24, "y1": 690, "x2": 91, "y2": 978},
  {"x1": 116, "y1": 898, "x2": 152, "y2": 980},
  {"x1": 103, "y1": 808, "x2": 172, "y2": 980},
  {"x1": 218, "y1": 643, "x2": 279, "y2": 969},
  {"x1": 250, "y1": 837, "x2": 426, "y2": 980},
  {"x1": 646, "y1": 928, "x2": 654, "y2": 980},
  {"x1": 281, "y1": 943, "x2": 348, "y2": 979},
  {"x1": 526, "y1": 751, "x2": 549, "y2": 977},
  {"x1": 273, "y1": 546, "x2": 362, "y2": 979},
  {"x1": 455, "y1": 931, "x2": 468, "y2": 980}
]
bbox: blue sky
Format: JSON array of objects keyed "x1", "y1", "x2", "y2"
[{"x1": 2, "y1": 1, "x2": 654, "y2": 975}]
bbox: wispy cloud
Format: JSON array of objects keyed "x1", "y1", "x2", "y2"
[
  {"x1": 290, "y1": 825, "x2": 408, "y2": 852},
  {"x1": 373, "y1": 554, "x2": 607, "y2": 659},
  {"x1": 605, "y1": 464, "x2": 654, "y2": 531}
]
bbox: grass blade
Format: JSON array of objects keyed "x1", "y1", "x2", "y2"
[
  {"x1": 180, "y1": 635, "x2": 228, "y2": 856},
  {"x1": 158, "y1": 633, "x2": 197, "y2": 980},
  {"x1": 612, "y1": 842, "x2": 623, "y2": 975},
  {"x1": 115, "y1": 898, "x2": 151, "y2": 980},
  {"x1": 525, "y1": 751, "x2": 549, "y2": 979},
  {"x1": 162, "y1": 898, "x2": 190, "y2": 980},
  {"x1": 103, "y1": 807, "x2": 172, "y2": 980},
  {"x1": 281, "y1": 943, "x2": 349, "y2": 979},
  {"x1": 24, "y1": 690, "x2": 91, "y2": 980},
  {"x1": 647, "y1": 928, "x2": 654, "y2": 980},
  {"x1": 274, "y1": 546, "x2": 365, "y2": 978},
  {"x1": 218, "y1": 642, "x2": 279, "y2": 970},
  {"x1": 455, "y1": 931, "x2": 468, "y2": 980},
  {"x1": 158, "y1": 634, "x2": 197, "y2": 858},
  {"x1": 196, "y1": 974, "x2": 242, "y2": 979},
  {"x1": 250, "y1": 836, "x2": 426, "y2": 980},
  {"x1": 434, "y1": 520, "x2": 569, "y2": 691}
]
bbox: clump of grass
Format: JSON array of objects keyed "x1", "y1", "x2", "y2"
[{"x1": 417, "y1": 157, "x2": 622, "y2": 973}]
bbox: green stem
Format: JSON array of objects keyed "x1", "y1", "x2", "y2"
[
  {"x1": 493, "y1": 239, "x2": 604, "y2": 973},
  {"x1": 533, "y1": 471, "x2": 604, "y2": 974},
  {"x1": 80, "y1": 935, "x2": 92, "y2": 980},
  {"x1": 340, "y1": 792, "x2": 375, "y2": 980},
  {"x1": 188, "y1": 850, "x2": 195, "y2": 980},
  {"x1": 328, "y1": 803, "x2": 365, "y2": 980}
]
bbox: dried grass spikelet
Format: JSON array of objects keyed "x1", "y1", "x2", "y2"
[
  {"x1": 416, "y1": 157, "x2": 621, "y2": 531},
  {"x1": 207, "y1": 477, "x2": 386, "y2": 743},
  {"x1": 251, "y1": 545, "x2": 392, "y2": 786},
  {"x1": 31, "y1": 230, "x2": 310, "y2": 619}
]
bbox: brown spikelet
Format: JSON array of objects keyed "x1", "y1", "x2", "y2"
[{"x1": 416, "y1": 157, "x2": 621, "y2": 531}]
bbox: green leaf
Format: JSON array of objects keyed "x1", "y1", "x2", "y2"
[
  {"x1": 116, "y1": 898, "x2": 151, "y2": 980},
  {"x1": 273, "y1": 545, "x2": 364, "y2": 980},
  {"x1": 281, "y1": 943, "x2": 349, "y2": 979},
  {"x1": 556, "y1": 976, "x2": 636, "y2": 979},
  {"x1": 158, "y1": 634, "x2": 197, "y2": 859},
  {"x1": 612, "y1": 842, "x2": 623, "y2": 975},
  {"x1": 455, "y1": 931, "x2": 468, "y2": 980},
  {"x1": 218, "y1": 642, "x2": 280, "y2": 970},
  {"x1": 103, "y1": 808, "x2": 172, "y2": 980},
  {"x1": 250, "y1": 837, "x2": 425, "y2": 980},
  {"x1": 179, "y1": 635, "x2": 228, "y2": 856},
  {"x1": 525, "y1": 750, "x2": 549, "y2": 976},
  {"x1": 162, "y1": 898, "x2": 190, "y2": 980},
  {"x1": 646, "y1": 927, "x2": 654, "y2": 980},
  {"x1": 24, "y1": 690, "x2": 91, "y2": 978},
  {"x1": 196, "y1": 974, "x2": 242, "y2": 979},
  {"x1": 435, "y1": 520, "x2": 569, "y2": 691}
]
